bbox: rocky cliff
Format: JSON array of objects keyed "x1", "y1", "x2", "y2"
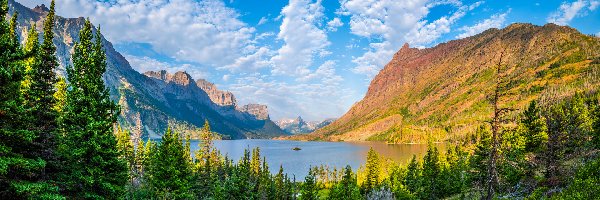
[
  {"x1": 304, "y1": 23, "x2": 600, "y2": 143},
  {"x1": 8, "y1": 0, "x2": 287, "y2": 139},
  {"x1": 196, "y1": 79, "x2": 236, "y2": 107}
]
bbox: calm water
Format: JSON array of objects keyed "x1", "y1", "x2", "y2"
[{"x1": 186, "y1": 139, "x2": 444, "y2": 179}]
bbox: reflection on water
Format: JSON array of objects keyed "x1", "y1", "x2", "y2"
[{"x1": 185, "y1": 139, "x2": 445, "y2": 179}]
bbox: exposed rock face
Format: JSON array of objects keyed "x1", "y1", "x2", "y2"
[
  {"x1": 196, "y1": 79, "x2": 236, "y2": 107},
  {"x1": 304, "y1": 23, "x2": 600, "y2": 143},
  {"x1": 276, "y1": 116, "x2": 336, "y2": 134},
  {"x1": 8, "y1": 0, "x2": 287, "y2": 139},
  {"x1": 144, "y1": 70, "x2": 193, "y2": 86},
  {"x1": 237, "y1": 104, "x2": 269, "y2": 120}
]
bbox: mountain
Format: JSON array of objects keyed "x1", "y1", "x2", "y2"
[
  {"x1": 7, "y1": 0, "x2": 287, "y2": 139},
  {"x1": 276, "y1": 117, "x2": 335, "y2": 134},
  {"x1": 302, "y1": 23, "x2": 600, "y2": 143}
]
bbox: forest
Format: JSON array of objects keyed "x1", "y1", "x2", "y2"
[{"x1": 2, "y1": 0, "x2": 600, "y2": 199}]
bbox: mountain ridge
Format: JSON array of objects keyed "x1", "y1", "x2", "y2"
[{"x1": 301, "y1": 23, "x2": 600, "y2": 143}]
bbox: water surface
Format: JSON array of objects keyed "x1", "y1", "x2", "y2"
[{"x1": 187, "y1": 139, "x2": 444, "y2": 179}]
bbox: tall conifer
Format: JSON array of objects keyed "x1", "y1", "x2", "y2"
[{"x1": 59, "y1": 19, "x2": 127, "y2": 198}]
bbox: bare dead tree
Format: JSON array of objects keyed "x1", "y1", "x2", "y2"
[{"x1": 484, "y1": 51, "x2": 515, "y2": 200}]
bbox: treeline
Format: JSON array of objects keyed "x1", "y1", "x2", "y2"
[{"x1": 299, "y1": 92, "x2": 600, "y2": 200}]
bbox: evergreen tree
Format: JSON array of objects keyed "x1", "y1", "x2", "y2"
[
  {"x1": 521, "y1": 100, "x2": 547, "y2": 152},
  {"x1": 470, "y1": 125, "x2": 492, "y2": 195},
  {"x1": 362, "y1": 147, "x2": 380, "y2": 194},
  {"x1": 58, "y1": 20, "x2": 127, "y2": 198},
  {"x1": 542, "y1": 93, "x2": 593, "y2": 185},
  {"x1": 25, "y1": 1, "x2": 60, "y2": 177},
  {"x1": 300, "y1": 168, "x2": 319, "y2": 200},
  {"x1": 0, "y1": 3, "x2": 64, "y2": 198},
  {"x1": 146, "y1": 128, "x2": 194, "y2": 199},
  {"x1": 421, "y1": 144, "x2": 441, "y2": 199},
  {"x1": 115, "y1": 125, "x2": 135, "y2": 184},
  {"x1": 404, "y1": 155, "x2": 420, "y2": 195},
  {"x1": 329, "y1": 165, "x2": 361, "y2": 200}
]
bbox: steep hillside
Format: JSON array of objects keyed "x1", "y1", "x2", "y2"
[
  {"x1": 8, "y1": 0, "x2": 286, "y2": 139},
  {"x1": 306, "y1": 23, "x2": 600, "y2": 143}
]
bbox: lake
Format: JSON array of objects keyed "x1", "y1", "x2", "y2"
[{"x1": 187, "y1": 139, "x2": 445, "y2": 179}]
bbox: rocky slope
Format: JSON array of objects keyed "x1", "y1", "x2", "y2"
[
  {"x1": 303, "y1": 23, "x2": 600, "y2": 143},
  {"x1": 276, "y1": 117, "x2": 335, "y2": 134},
  {"x1": 8, "y1": 0, "x2": 286, "y2": 139}
]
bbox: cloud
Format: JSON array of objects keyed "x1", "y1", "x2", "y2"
[
  {"x1": 124, "y1": 55, "x2": 209, "y2": 79},
  {"x1": 227, "y1": 73, "x2": 354, "y2": 121},
  {"x1": 457, "y1": 10, "x2": 510, "y2": 39},
  {"x1": 258, "y1": 17, "x2": 268, "y2": 25},
  {"x1": 326, "y1": 17, "x2": 344, "y2": 31},
  {"x1": 270, "y1": 0, "x2": 330, "y2": 76},
  {"x1": 592, "y1": 1, "x2": 600, "y2": 10},
  {"x1": 340, "y1": 0, "x2": 482, "y2": 79},
  {"x1": 220, "y1": 47, "x2": 272, "y2": 72},
  {"x1": 547, "y1": 0, "x2": 597, "y2": 25},
  {"x1": 54, "y1": 0, "x2": 255, "y2": 67},
  {"x1": 297, "y1": 60, "x2": 343, "y2": 84}
]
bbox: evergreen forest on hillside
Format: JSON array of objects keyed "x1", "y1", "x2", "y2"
[{"x1": 1, "y1": 1, "x2": 600, "y2": 199}]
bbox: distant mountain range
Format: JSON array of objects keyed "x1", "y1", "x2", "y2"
[
  {"x1": 275, "y1": 117, "x2": 335, "y2": 135},
  {"x1": 300, "y1": 23, "x2": 600, "y2": 143},
  {"x1": 7, "y1": 0, "x2": 287, "y2": 139}
]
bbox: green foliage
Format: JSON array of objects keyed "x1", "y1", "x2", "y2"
[
  {"x1": 362, "y1": 147, "x2": 380, "y2": 193},
  {"x1": 146, "y1": 128, "x2": 194, "y2": 199},
  {"x1": 329, "y1": 165, "x2": 361, "y2": 200},
  {"x1": 521, "y1": 100, "x2": 548, "y2": 152},
  {"x1": 58, "y1": 19, "x2": 127, "y2": 198},
  {"x1": 551, "y1": 156, "x2": 600, "y2": 199},
  {"x1": 301, "y1": 168, "x2": 319, "y2": 200}
]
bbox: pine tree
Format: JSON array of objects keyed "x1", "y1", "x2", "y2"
[
  {"x1": 362, "y1": 147, "x2": 380, "y2": 194},
  {"x1": 421, "y1": 144, "x2": 441, "y2": 199},
  {"x1": 58, "y1": 19, "x2": 127, "y2": 198},
  {"x1": 115, "y1": 125, "x2": 135, "y2": 185},
  {"x1": 329, "y1": 165, "x2": 361, "y2": 200},
  {"x1": 146, "y1": 128, "x2": 194, "y2": 199},
  {"x1": 0, "y1": 3, "x2": 65, "y2": 198},
  {"x1": 52, "y1": 77, "x2": 67, "y2": 113},
  {"x1": 25, "y1": 0, "x2": 61, "y2": 185},
  {"x1": 522, "y1": 100, "x2": 547, "y2": 152},
  {"x1": 300, "y1": 168, "x2": 319, "y2": 200},
  {"x1": 542, "y1": 93, "x2": 593, "y2": 186},
  {"x1": 404, "y1": 155, "x2": 420, "y2": 195}
]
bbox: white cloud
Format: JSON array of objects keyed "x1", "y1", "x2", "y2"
[
  {"x1": 258, "y1": 17, "x2": 268, "y2": 25},
  {"x1": 457, "y1": 10, "x2": 510, "y2": 39},
  {"x1": 297, "y1": 60, "x2": 343, "y2": 84},
  {"x1": 125, "y1": 55, "x2": 209, "y2": 79},
  {"x1": 340, "y1": 0, "x2": 482, "y2": 79},
  {"x1": 270, "y1": 0, "x2": 330, "y2": 76},
  {"x1": 220, "y1": 47, "x2": 272, "y2": 72},
  {"x1": 590, "y1": 0, "x2": 599, "y2": 10},
  {"x1": 54, "y1": 0, "x2": 255, "y2": 67},
  {"x1": 326, "y1": 17, "x2": 344, "y2": 31},
  {"x1": 228, "y1": 73, "x2": 354, "y2": 121},
  {"x1": 547, "y1": 0, "x2": 597, "y2": 25}
]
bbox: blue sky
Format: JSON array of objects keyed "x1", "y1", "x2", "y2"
[{"x1": 18, "y1": 0, "x2": 600, "y2": 121}]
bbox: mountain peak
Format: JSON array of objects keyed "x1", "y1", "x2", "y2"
[
  {"x1": 310, "y1": 22, "x2": 600, "y2": 143},
  {"x1": 32, "y1": 4, "x2": 49, "y2": 13}
]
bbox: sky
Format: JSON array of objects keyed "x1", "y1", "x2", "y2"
[{"x1": 18, "y1": 0, "x2": 600, "y2": 121}]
